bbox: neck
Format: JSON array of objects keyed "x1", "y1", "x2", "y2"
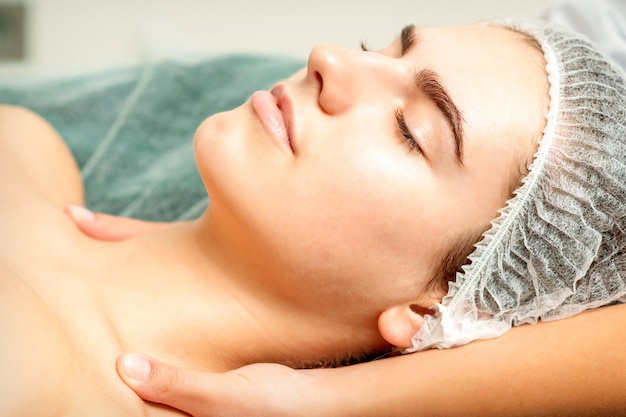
[{"x1": 90, "y1": 216, "x2": 384, "y2": 372}]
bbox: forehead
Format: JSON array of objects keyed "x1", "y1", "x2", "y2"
[
  {"x1": 409, "y1": 24, "x2": 548, "y2": 163},
  {"x1": 413, "y1": 25, "x2": 545, "y2": 85}
]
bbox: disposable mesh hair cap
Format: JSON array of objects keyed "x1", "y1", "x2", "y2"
[{"x1": 408, "y1": 19, "x2": 626, "y2": 352}]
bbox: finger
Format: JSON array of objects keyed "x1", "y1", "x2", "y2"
[
  {"x1": 65, "y1": 205, "x2": 167, "y2": 241},
  {"x1": 117, "y1": 353, "x2": 221, "y2": 416}
]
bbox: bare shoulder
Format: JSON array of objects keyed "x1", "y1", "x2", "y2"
[
  {"x1": 0, "y1": 262, "x2": 73, "y2": 417},
  {"x1": 0, "y1": 263, "x2": 143, "y2": 417},
  {"x1": 0, "y1": 249, "x2": 169, "y2": 417},
  {"x1": 0, "y1": 106, "x2": 81, "y2": 415},
  {"x1": 0, "y1": 104, "x2": 84, "y2": 207}
]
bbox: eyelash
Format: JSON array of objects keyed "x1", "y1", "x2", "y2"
[{"x1": 394, "y1": 108, "x2": 421, "y2": 154}]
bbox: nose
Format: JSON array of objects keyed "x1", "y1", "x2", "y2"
[{"x1": 306, "y1": 43, "x2": 394, "y2": 115}]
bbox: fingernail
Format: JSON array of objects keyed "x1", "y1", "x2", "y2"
[
  {"x1": 121, "y1": 353, "x2": 151, "y2": 381},
  {"x1": 67, "y1": 205, "x2": 95, "y2": 222}
]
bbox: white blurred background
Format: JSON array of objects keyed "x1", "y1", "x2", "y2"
[{"x1": 0, "y1": 0, "x2": 554, "y2": 82}]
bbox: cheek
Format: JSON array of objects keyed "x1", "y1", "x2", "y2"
[{"x1": 287, "y1": 147, "x2": 434, "y2": 267}]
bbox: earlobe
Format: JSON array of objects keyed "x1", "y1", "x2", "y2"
[{"x1": 377, "y1": 304, "x2": 428, "y2": 348}]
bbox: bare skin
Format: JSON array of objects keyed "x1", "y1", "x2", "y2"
[
  {"x1": 120, "y1": 303, "x2": 626, "y2": 417},
  {"x1": 67, "y1": 211, "x2": 626, "y2": 417},
  {"x1": 1, "y1": 106, "x2": 379, "y2": 416},
  {"x1": 1, "y1": 23, "x2": 550, "y2": 416}
]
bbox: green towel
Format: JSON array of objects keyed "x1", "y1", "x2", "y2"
[{"x1": 0, "y1": 54, "x2": 304, "y2": 220}]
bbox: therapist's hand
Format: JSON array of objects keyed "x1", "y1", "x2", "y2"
[
  {"x1": 65, "y1": 205, "x2": 169, "y2": 241},
  {"x1": 117, "y1": 353, "x2": 326, "y2": 417}
]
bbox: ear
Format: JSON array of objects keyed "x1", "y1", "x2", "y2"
[{"x1": 377, "y1": 303, "x2": 432, "y2": 348}]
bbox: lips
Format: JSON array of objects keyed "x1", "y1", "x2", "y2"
[{"x1": 251, "y1": 86, "x2": 294, "y2": 154}]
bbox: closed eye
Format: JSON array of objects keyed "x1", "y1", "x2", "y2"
[{"x1": 395, "y1": 108, "x2": 422, "y2": 154}]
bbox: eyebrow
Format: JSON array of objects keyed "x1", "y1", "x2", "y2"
[{"x1": 401, "y1": 24, "x2": 466, "y2": 164}]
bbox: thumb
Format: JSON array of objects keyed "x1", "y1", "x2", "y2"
[
  {"x1": 65, "y1": 205, "x2": 168, "y2": 241},
  {"x1": 117, "y1": 353, "x2": 316, "y2": 417},
  {"x1": 117, "y1": 353, "x2": 220, "y2": 416}
]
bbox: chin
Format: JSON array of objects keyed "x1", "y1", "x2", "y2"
[
  {"x1": 193, "y1": 101, "x2": 254, "y2": 153},
  {"x1": 194, "y1": 107, "x2": 263, "y2": 210},
  {"x1": 192, "y1": 111, "x2": 234, "y2": 194},
  {"x1": 194, "y1": 111, "x2": 230, "y2": 152}
]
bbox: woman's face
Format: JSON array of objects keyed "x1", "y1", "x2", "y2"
[{"x1": 194, "y1": 24, "x2": 548, "y2": 316}]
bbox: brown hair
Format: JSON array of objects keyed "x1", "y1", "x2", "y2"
[{"x1": 426, "y1": 135, "x2": 536, "y2": 297}]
